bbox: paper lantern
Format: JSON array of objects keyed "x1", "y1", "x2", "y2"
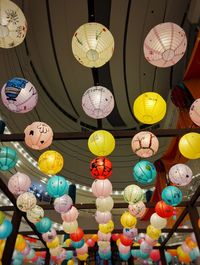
[
  {"x1": 90, "y1": 157, "x2": 112, "y2": 179},
  {"x1": 150, "y1": 213, "x2": 167, "y2": 229},
  {"x1": 97, "y1": 231, "x2": 111, "y2": 241},
  {"x1": 8, "y1": 172, "x2": 31, "y2": 195},
  {"x1": 17, "y1": 192, "x2": 37, "y2": 212},
  {"x1": 35, "y1": 217, "x2": 52, "y2": 234},
  {"x1": 72, "y1": 239, "x2": 84, "y2": 249},
  {"x1": 92, "y1": 179, "x2": 112, "y2": 198},
  {"x1": 123, "y1": 185, "x2": 144, "y2": 204},
  {"x1": 21, "y1": 245, "x2": 31, "y2": 256},
  {"x1": 76, "y1": 243, "x2": 88, "y2": 255},
  {"x1": 0, "y1": 212, "x2": 5, "y2": 225},
  {"x1": 88, "y1": 130, "x2": 115, "y2": 156},
  {"x1": 146, "y1": 225, "x2": 161, "y2": 240},
  {"x1": 131, "y1": 131, "x2": 159, "y2": 158},
  {"x1": 98, "y1": 251, "x2": 111, "y2": 260},
  {"x1": 46, "y1": 236, "x2": 59, "y2": 249},
  {"x1": 133, "y1": 160, "x2": 157, "y2": 184},
  {"x1": 47, "y1": 175, "x2": 68, "y2": 198},
  {"x1": 70, "y1": 227, "x2": 84, "y2": 242},
  {"x1": 145, "y1": 234, "x2": 157, "y2": 246},
  {"x1": 0, "y1": 220, "x2": 13, "y2": 239},
  {"x1": 190, "y1": 233, "x2": 197, "y2": 243},
  {"x1": 67, "y1": 260, "x2": 74, "y2": 265},
  {"x1": 112, "y1": 233, "x2": 120, "y2": 241},
  {"x1": 140, "y1": 241, "x2": 153, "y2": 253},
  {"x1": 149, "y1": 250, "x2": 160, "y2": 262},
  {"x1": 120, "y1": 234, "x2": 132, "y2": 246},
  {"x1": 155, "y1": 200, "x2": 174, "y2": 218},
  {"x1": 38, "y1": 151, "x2": 64, "y2": 175},
  {"x1": 49, "y1": 246, "x2": 62, "y2": 256},
  {"x1": 128, "y1": 201, "x2": 146, "y2": 218},
  {"x1": 72, "y1": 22, "x2": 114, "y2": 68},
  {"x1": 123, "y1": 227, "x2": 138, "y2": 239},
  {"x1": 185, "y1": 237, "x2": 197, "y2": 249},
  {"x1": 99, "y1": 220, "x2": 114, "y2": 234},
  {"x1": 98, "y1": 240, "x2": 110, "y2": 249},
  {"x1": 119, "y1": 252, "x2": 131, "y2": 261},
  {"x1": 54, "y1": 195, "x2": 72, "y2": 213},
  {"x1": 179, "y1": 133, "x2": 200, "y2": 159},
  {"x1": 0, "y1": 146, "x2": 18, "y2": 170},
  {"x1": 42, "y1": 228, "x2": 57, "y2": 242},
  {"x1": 169, "y1": 163, "x2": 193, "y2": 186},
  {"x1": 82, "y1": 86, "x2": 114, "y2": 119},
  {"x1": 121, "y1": 212, "x2": 137, "y2": 228},
  {"x1": 61, "y1": 206, "x2": 79, "y2": 222},
  {"x1": 87, "y1": 238, "x2": 95, "y2": 247},
  {"x1": 77, "y1": 253, "x2": 89, "y2": 261},
  {"x1": 181, "y1": 242, "x2": 191, "y2": 253},
  {"x1": 95, "y1": 211, "x2": 112, "y2": 224},
  {"x1": 133, "y1": 92, "x2": 166, "y2": 124},
  {"x1": 15, "y1": 235, "x2": 26, "y2": 252},
  {"x1": 143, "y1": 22, "x2": 187, "y2": 67},
  {"x1": 161, "y1": 186, "x2": 182, "y2": 206},
  {"x1": 26, "y1": 249, "x2": 35, "y2": 260},
  {"x1": 24, "y1": 122, "x2": 53, "y2": 150},
  {"x1": 190, "y1": 98, "x2": 200, "y2": 126},
  {"x1": 96, "y1": 196, "x2": 114, "y2": 212},
  {"x1": 63, "y1": 221, "x2": 78, "y2": 234},
  {"x1": 26, "y1": 205, "x2": 44, "y2": 224},
  {"x1": 118, "y1": 243, "x2": 130, "y2": 254}
]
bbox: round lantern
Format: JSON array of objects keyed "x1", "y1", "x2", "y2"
[
  {"x1": 131, "y1": 131, "x2": 159, "y2": 158},
  {"x1": 0, "y1": 212, "x2": 5, "y2": 225},
  {"x1": 8, "y1": 172, "x2": 31, "y2": 195},
  {"x1": 24, "y1": 122, "x2": 53, "y2": 150},
  {"x1": 133, "y1": 160, "x2": 157, "y2": 184},
  {"x1": 155, "y1": 200, "x2": 174, "y2": 218},
  {"x1": 82, "y1": 86, "x2": 114, "y2": 119},
  {"x1": 42, "y1": 228, "x2": 57, "y2": 242},
  {"x1": 119, "y1": 252, "x2": 131, "y2": 261},
  {"x1": 54, "y1": 195, "x2": 72, "y2": 213},
  {"x1": 77, "y1": 253, "x2": 89, "y2": 261},
  {"x1": 26, "y1": 249, "x2": 35, "y2": 260},
  {"x1": 189, "y1": 98, "x2": 200, "y2": 126},
  {"x1": 38, "y1": 151, "x2": 64, "y2": 175},
  {"x1": 70, "y1": 227, "x2": 84, "y2": 242},
  {"x1": 118, "y1": 243, "x2": 131, "y2": 254},
  {"x1": 21, "y1": 245, "x2": 31, "y2": 256},
  {"x1": 67, "y1": 260, "x2": 74, "y2": 265},
  {"x1": 123, "y1": 227, "x2": 138, "y2": 239},
  {"x1": 72, "y1": 22, "x2": 114, "y2": 68},
  {"x1": 146, "y1": 225, "x2": 161, "y2": 240},
  {"x1": 145, "y1": 234, "x2": 157, "y2": 246},
  {"x1": 185, "y1": 236, "x2": 197, "y2": 249},
  {"x1": 15, "y1": 235, "x2": 26, "y2": 252},
  {"x1": 90, "y1": 157, "x2": 112, "y2": 179},
  {"x1": 87, "y1": 238, "x2": 95, "y2": 247},
  {"x1": 71, "y1": 239, "x2": 84, "y2": 249},
  {"x1": 169, "y1": 163, "x2": 193, "y2": 186},
  {"x1": 149, "y1": 250, "x2": 160, "y2": 262},
  {"x1": 128, "y1": 201, "x2": 146, "y2": 218},
  {"x1": 0, "y1": 220, "x2": 13, "y2": 239},
  {"x1": 140, "y1": 241, "x2": 153, "y2": 254},
  {"x1": 47, "y1": 175, "x2": 68, "y2": 198},
  {"x1": 120, "y1": 212, "x2": 137, "y2": 228},
  {"x1": 98, "y1": 231, "x2": 111, "y2": 241},
  {"x1": 143, "y1": 22, "x2": 187, "y2": 68},
  {"x1": 123, "y1": 185, "x2": 144, "y2": 204},
  {"x1": 16, "y1": 192, "x2": 37, "y2": 212},
  {"x1": 161, "y1": 186, "x2": 182, "y2": 206},
  {"x1": 0, "y1": 146, "x2": 18, "y2": 170},
  {"x1": 150, "y1": 213, "x2": 167, "y2": 229},
  {"x1": 133, "y1": 92, "x2": 166, "y2": 124},
  {"x1": 63, "y1": 221, "x2": 78, "y2": 234},
  {"x1": 96, "y1": 196, "x2": 114, "y2": 212},
  {"x1": 26, "y1": 205, "x2": 44, "y2": 224},
  {"x1": 61, "y1": 206, "x2": 79, "y2": 222},
  {"x1": 76, "y1": 243, "x2": 88, "y2": 255},
  {"x1": 46, "y1": 236, "x2": 60, "y2": 249},
  {"x1": 88, "y1": 130, "x2": 115, "y2": 156},
  {"x1": 92, "y1": 179, "x2": 112, "y2": 198},
  {"x1": 120, "y1": 234, "x2": 133, "y2": 246},
  {"x1": 35, "y1": 217, "x2": 52, "y2": 233},
  {"x1": 179, "y1": 133, "x2": 200, "y2": 159},
  {"x1": 95, "y1": 211, "x2": 112, "y2": 224},
  {"x1": 99, "y1": 220, "x2": 114, "y2": 234}
]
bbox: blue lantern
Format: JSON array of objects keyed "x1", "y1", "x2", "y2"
[
  {"x1": 35, "y1": 217, "x2": 52, "y2": 233},
  {"x1": 0, "y1": 147, "x2": 18, "y2": 171},
  {"x1": 71, "y1": 239, "x2": 84, "y2": 249},
  {"x1": 0, "y1": 219, "x2": 13, "y2": 239},
  {"x1": 189, "y1": 248, "x2": 200, "y2": 261},
  {"x1": 66, "y1": 250, "x2": 73, "y2": 260},
  {"x1": 165, "y1": 251, "x2": 172, "y2": 263},
  {"x1": 139, "y1": 250, "x2": 150, "y2": 259},
  {"x1": 133, "y1": 160, "x2": 157, "y2": 184},
  {"x1": 119, "y1": 252, "x2": 131, "y2": 261},
  {"x1": 13, "y1": 250, "x2": 23, "y2": 261},
  {"x1": 47, "y1": 176, "x2": 69, "y2": 198},
  {"x1": 131, "y1": 249, "x2": 141, "y2": 257},
  {"x1": 99, "y1": 251, "x2": 111, "y2": 260},
  {"x1": 161, "y1": 186, "x2": 182, "y2": 206},
  {"x1": 12, "y1": 259, "x2": 23, "y2": 265}
]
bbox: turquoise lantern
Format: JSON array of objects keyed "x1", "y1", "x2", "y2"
[
  {"x1": 0, "y1": 147, "x2": 18, "y2": 170},
  {"x1": 47, "y1": 175, "x2": 69, "y2": 198},
  {"x1": 99, "y1": 251, "x2": 111, "y2": 260},
  {"x1": 161, "y1": 186, "x2": 182, "y2": 206},
  {"x1": 66, "y1": 250, "x2": 73, "y2": 260},
  {"x1": 165, "y1": 251, "x2": 172, "y2": 263},
  {"x1": 71, "y1": 239, "x2": 84, "y2": 249},
  {"x1": 133, "y1": 160, "x2": 156, "y2": 184},
  {"x1": 119, "y1": 252, "x2": 131, "y2": 261},
  {"x1": 35, "y1": 217, "x2": 52, "y2": 233},
  {"x1": 0, "y1": 219, "x2": 13, "y2": 239}
]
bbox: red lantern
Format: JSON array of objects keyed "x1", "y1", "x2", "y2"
[
  {"x1": 112, "y1": 233, "x2": 120, "y2": 241},
  {"x1": 120, "y1": 234, "x2": 133, "y2": 246},
  {"x1": 155, "y1": 200, "x2": 174, "y2": 218},
  {"x1": 150, "y1": 250, "x2": 160, "y2": 261},
  {"x1": 87, "y1": 238, "x2": 95, "y2": 247},
  {"x1": 70, "y1": 227, "x2": 84, "y2": 242},
  {"x1": 90, "y1": 157, "x2": 112, "y2": 179}
]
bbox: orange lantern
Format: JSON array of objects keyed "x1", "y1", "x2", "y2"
[
  {"x1": 15, "y1": 234, "x2": 26, "y2": 252},
  {"x1": 185, "y1": 237, "x2": 197, "y2": 249}
]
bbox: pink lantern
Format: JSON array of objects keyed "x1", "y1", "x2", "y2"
[
  {"x1": 21, "y1": 245, "x2": 31, "y2": 256},
  {"x1": 87, "y1": 238, "x2": 95, "y2": 247},
  {"x1": 131, "y1": 131, "x2": 159, "y2": 158},
  {"x1": 97, "y1": 241, "x2": 110, "y2": 249},
  {"x1": 140, "y1": 241, "x2": 153, "y2": 253},
  {"x1": 118, "y1": 243, "x2": 130, "y2": 254},
  {"x1": 190, "y1": 233, "x2": 197, "y2": 243},
  {"x1": 95, "y1": 211, "x2": 112, "y2": 224},
  {"x1": 76, "y1": 243, "x2": 88, "y2": 255},
  {"x1": 143, "y1": 22, "x2": 187, "y2": 68},
  {"x1": 92, "y1": 179, "x2": 112, "y2": 198},
  {"x1": 123, "y1": 227, "x2": 138, "y2": 239},
  {"x1": 100, "y1": 245, "x2": 111, "y2": 254},
  {"x1": 145, "y1": 234, "x2": 157, "y2": 246},
  {"x1": 169, "y1": 163, "x2": 193, "y2": 186},
  {"x1": 42, "y1": 228, "x2": 57, "y2": 242},
  {"x1": 181, "y1": 242, "x2": 191, "y2": 253},
  {"x1": 8, "y1": 172, "x2": 31, "y2": 195},
  {"x1": 128, "y1": 201, "x2": 146, "y2": 218},
  {"x1": 54, "y1": 195, "x2": 73, "y2": 213},
  {"x1": 61, "y1": 206, "x2": 79, "y2": 222},
  {"x1": 189, "y1": 99, "x2": 200, "y2": 126},
  {"x1": 150, "y1": 250, "x2": 160, "y2": 261},
  {"x1": 24, "y1": 122, "x2": 53, "y2": 150},
  {"x1": 98, "y1": 231, "x2": 111, "y2": 241}
]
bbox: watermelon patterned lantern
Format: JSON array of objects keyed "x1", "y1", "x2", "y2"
[
  {"x1": 90, "y1": 157, "x2": 112, "y2": 179},
  {"x1": 0, "y1": 147, "x2": 18, "y2": 170},
  {"x1": 169, "y1": 164, "x2": 193, "y2": 186},
  {"x1": 133, "y1": 160, "x2": 157, "y2": 184}
]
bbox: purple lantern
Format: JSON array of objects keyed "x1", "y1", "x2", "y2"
[
  {"x1": 42, "y1": 228, "x2": 57, "y2": 242},
  {"x1": 54, "y1": 195, "x2": 73, "y2": 213}
]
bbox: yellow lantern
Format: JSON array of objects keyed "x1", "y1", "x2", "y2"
[
  {"x1": 88, "y1": 130, "x2": 115, "y2": 156},
  {"x1": 49, "y1": 246, "x2": 62, "y2": 256},
  {"x1": 15, "y1": 234, "x2": 26, "y2": 252},
  {"x1": 146, "y1": 225, "x2": 161, "y2": 240},
  {"x1": 38, "y1": 150, "x2": 64, "y2": 175},
  {"x1": 120, "y1": 212, "x2": 137, "y2": 228},
  {"x1": 99, "y1": 220, "x2": 114, "y2": 234},
  {"x1": 78, "y1": 253, "x2": 89, "y2": 261},
  {"x1": 65, "y1": 239, "x2": 72, "y2": 247},
  {"x1": 47, "y1": 236, "x2": 60, "y2": 249},
  {"x1": 116, "y1": 239, "x2": 120, "y2": 247},
  {"x1": 0, "y1": 240, "x2": 5, "y2": 260},
  {"x1": 133, "y1": 92, "x2": 166, "y2": 124},
  {"x1": 67, "y1": 260, "x2": 74, "y2": 265},
  {"x1": 177, "y1": 246, "x2": 191, "y2": 263},
  {"x1": 179, "y1": 133, "x2": 200, "y2": 159}
]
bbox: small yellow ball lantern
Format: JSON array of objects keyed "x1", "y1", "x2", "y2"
[
  {"x1": 99, "y1": 220, "x2": 114, "y2": 234},
  {"x1": 77, "y1": 253, "x2": 89, "y2": 261},
  {"x1": 47, "y1": 236, "x2": 60, "y2": 249},
  {"x1": 15, "y1": 234, "x2": 26, "y2": 252},
  {"x1": 179, "y1": 133, "x2": 200, "y2": 159},
  {"x1": 120, "y1": 212, "x2": 137, "y2": 228},
  {"x1": 146, "y1": 225, "x2": 161, "y2": 240}
]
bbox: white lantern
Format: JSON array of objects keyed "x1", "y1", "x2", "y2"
[
  {"x1": 82, "y1": 86, "x2": 114, "y2": 119},
  {"x1": 72, "y1": 22, "x2": 114, "y2": 68},
  {"x1": 169, "y1": 163, "x2": 193, "y2": 186},
  {"x1": 62, "y1": 220, "x2": 78, "y2": 234},
  {"x1": 16, "y1": 192, "x2": 37, "y2": 212},
  {"x1": 123, "y1": 185, "x2": 144, "y2": 204},
  {"x1": 150, "y1": 213, "x2": 167, "y2": 229},
  {"x1": 96, "y1": 196, "x2": 114, "y2": 212},
  {"x1": 26, "y1": 205, "x2": 44, "y2": 224}
]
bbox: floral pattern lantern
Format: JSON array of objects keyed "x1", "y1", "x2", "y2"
[
  {"x1": 189, "y1": 99, "x2": 200, "y2": 126},
  {"x1": 8, "y1": 172, "x2": 31, "y2": 195},
  {"x1": 128, "y1": 201, "x2": 146, "y2": 218},
  {"x1": 91, "y1": 179, "x2": 112, "y2": 198},
  {"x1": 16, "y1": 192, "x2": 37, "y2": 212},
  {"x1": 26, "y1": 205, "x2": 44, "y2": 224},
  {"x1": 0, "y1": 146, "x2": 18, "y2": 170},
  {"x1": 90, "y1": 157, "x2": 112, "y2": 179},
  {"x1": 72, "y1": 22, "x2": 114, "y2": 68},
  {"x1": 169, "y1": 164, "x2": 193, "y2": 186},
  {"x1": 132, "y1": 160, "x2": 157, "y2": 184},
  {"x1": 143, "y1": 22, "x2": 187, "y2": 67},
  {"x1": 38, "y1": 151, "x2": 64, "y2": 175},
  {"x1": 123, "y1": 185, "x2": 144, "y2": 204},
  {"x1": 179, "y1": 133, "x2": 200, "y2": 159}
]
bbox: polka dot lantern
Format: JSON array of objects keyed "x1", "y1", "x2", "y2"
[
  {"x1": 169, "y1": 164, "x2": 193, "y2": 186},
  {"x1": 132, "y1": 160, "x2": 157, "y2": 184}
]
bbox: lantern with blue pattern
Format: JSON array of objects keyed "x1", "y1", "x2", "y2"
[
  {"x1": 161, "y1": 186, "x2": 182, "y2": 206},
  {"x1": 0, "y1": 147, "x2": 18, "y2": 170},
  {"x1": 35, "y1": 217, "x2": 52, "y2": 234},
  {"x1": 133, "y1": 160, "x2": 156, "y2": 184},
  {"x1": 47, "y1": 176, "x2": 69, "y2": 198}
]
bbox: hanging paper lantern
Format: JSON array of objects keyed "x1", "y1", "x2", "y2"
[
  {"x1": 76, "y1": 243, "x2": 88, "y2": 255},
  {"x1": 97, "y1": 231, "x2": 111, "y2": 241},
  {"x1": 98, "y1": 240, "x2": 110, "y2": 249},
  {"x1": 112, "y1": 233, "x2": 120, "y2": 241},
  {"x1": 88, "y1": 130, "x2": 115, "y2": 156},
  {"x1": 24, "y1": 122, "x2": 53, "y2": 150},
  {"x1": 87, "y1": 238, "x2": 95, "y2": 247},
  {"x1": 181, "y1": 242, "x2": 191, "y2": 253},
  {"x1": 161, "y1": 186, "x2": 182, "y2": 206},
  {"x1": 118, "y1": 243, "x2": 131, "y2": 254},
  {"x1": 21, "y1": 245, "x2": 31, "y2": 256},
  {"x1": 38, "y1": 151, "x2": 64, "y2": 175},
  {"x1": 35, "y1": 217, "x2": 52, "y2": 234},
  {"x1": 146, "y1": 225, "x2": 161, "y2": 240},
  {"x1": 143, "y1": 22, "x2": 187, "y2": 67},
  {"x1": 63, "y1": 221, "x2": 78, "y2": 234},
  {"x1": 131, "y1": 131, "x2": 159, "y2": 158},
  {"x1": 155, "y1": 200, "x2": 174, "y2": 218},
  {"x1": 98, "y1": 251, "x2": 111, "y2": 260},
  {"x1": 49, "y1": 246, "x2": 63, "y2": 256},
  {"x1": 0, "y1": 212, "x2": 5, "y2": 225},
  {"x1": 0, "y1": 219, "x2": 13, "y2": 239},
  {"x1": 119, "y1": 252, "x2": 131, "y2": 261},
  {"x1": 42, "y1": 228, "x2": 57, "y2": 242},
  {"x1": 61, "y1": 206, "x2": 79, "y2": 222},
  {"x1": 120, "y1": 234, "x2": 133, "y2": 246},
  {"x1": 82, "y1": 86, "x2": 114, "y2": 119},
  {"x1": 67, "y1": 260, "x2": 74, "y2": 265},
  {"x1": 17, "y1": 192, "x2": 37, "y2": 212},
  {"x1": 26, "y1": 205, "x2": 44, "y2": 224},
  {"x1": 91, "y1": 179, "x2": 112, "y2": 198},
  {"x1": 26, "y1": 249, "x2": 35, "y2": 260},
  {"x1": 70, "y1": 227, "x2": 84, "y2": 242},
  {"x1": 150, "y1": 213, "x2": 167, "y2": 229},
  {"x1": 99, "y1": 220, "x2": 114, "y2": 234},
  {"x1": 149, "y1": 250, "x2": 160, "y2": 262},
  {"x1": 140, "y1": 241, "x2": 153, "y2": 253},
  {"x1": 96, "y1": 196, "x2": 114, "y2": 212},
  {"x1": 133, "y1": 92, "x2": 166, "y2": 124},
  {"x1": 77, "y1": 253, "x2": 89, "y2": 261},
  {"x1": 128, "y1": 201, "x2": 146, "y2": 218},
  {"x1": 179, "y1": 133, "x2": 200, "y2": 159},
  {"x1": 47, "y1": 175, "x2": 68, "y2": 198},
  {"x1": 72, "y1": 22, "x2": 114, "y2": 68},
  {"x1": 0, "y1": 146, "x2": 18, "y2": 170},
  {"x1": 120, "y1": 212, "x2": 137, "y2": 228},
  {"x1": 169, "y1": 164, "x2": 193, "y2": 186},
  {"x1": 189, "y1": 98, "x2": 200, "y2": 126},
  {"x1": 90, "y1": 157, "x2": 112, "y2": 179},
  {"x1": 123, "y1": 227, "x2": 138, "y2": 239},
  {"x1": 133, "y1": 160, "x2": 157, "y2": 184},
  {"x1": 54, "y1": 195, "x2": 72, "y2": 213},
  {"x1": 15, "y1": 235, "x2": 26, "y2": 252},
  {"x1": 46, "y1": 236, "x2": 60, "y2": 249},
  {"x1": 123, "y1": 184, "x2": 144, "y2": 204},
  {"x1": 185, "y1": 236, "x2": 197, "y2": 249},
  {"x1": 145, "y1": 234, "x2": 157, "y2": 246},
  {"x1": 72, "y1": 239, "x2": 84, "y2": 249},
  {"x1": 95, "y1": 211, "x2": 112, "y2": 224},
  {"x1": 8, "y1": 172, "x2": 31, "y2": 195}
]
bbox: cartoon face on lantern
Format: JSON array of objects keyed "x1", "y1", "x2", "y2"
[
  {"x1": 90, "y1": 157, "x2": 112, "y2": 179},
  {"x1": 161, "y1": 186, "x2": 182, "y2": 206},
  {"x1": 146, "y1": 225, "x2": 161, "y2": 240},
  {"x1": 128, "y1": 201, "x2": 146, "y2": 218},
  {"x1": 99, "y1": 220, "x2": 114, "y2": 234},
  {"x1": 8, "y1": 172, "x2": 31, "y2": 195},
  {"x1": 123, "y1": 227, "x2": 138, "y2": 239},
  {"x1": 47, "y1": 175, "x2": 69, "y2": 198},
  {"x1": 133, "y1": 160, "x2": 157, "y2": 184},
  {"x1": 0, "y1": 147, "x2": 18, "y2": 171},
  {"x1": 169, "y1": 164, "x2": 193, "y2": 186},
  {"x1": 123, "y1": 185, "x2": 144, "y2": 204},
  {"x1": 26, "y1": 205, "x2": 44, "y2": 224},
  {"x1": 16, "y1": 192, "x2": 37, "y2": 212}
]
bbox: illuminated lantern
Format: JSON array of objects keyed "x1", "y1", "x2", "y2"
[
  {"x1": 54, "y1": 195, "x2": 72, "y2": 213},
  {"x1": 87, "y1": 238, "x2": 95, "y2": 247},
  {"x1": 131, "y1": 131, "x2": 159, "y2": 158},
  {"x1": 96, "y1": 196, "x2": 114, "y2": 212},
  {"x1": 35, "y1": 217, "x2": 52, "y2": 233},
  {"x1": 190, "y1": 233, "x2": 197, "y2": 243},
  {"x1": 0, "y1": 146, "x2": 18, "y2": 170},
  {"x1": 42, "y1": 228, "x2": 57, "y2": 242},
  {"x1": 99, "y1": 251, "x2": 111, "y2": 260},
  {"x1": 61, "y1": 206, "x2": 79, "y2": 222},
  {"x1": 133, "y1": 92, "x2": 166, "y2": 124},
  {"x1": 95, "y1": 211, "x2": 112, "y2": 224},
  {"x1": 8, "y1": 172, "x2": 31, "y2": 195},
  {"x1": 119, "y1": 252, "x2": 131, "y2": 261},
  {"x1": 88, "y1": 130, "x2": 115, "y2": 156},
  {"x1": 99, "y1": 220, "x2": 114, "y2": 234},
  {"x1": 145, "y1": 234, "x2": 157, "y2": 246},
  {"x1": 0, "y1": 212, "x2": 5, "y2": 225},
  {"x1": 179, "y1": 133, "x2": 200, "y2": 159},
  {"x1": 99, "y1": 245, "x2": 111, "y2": 254},
  {"x1": 98, "y1": 240, "x2": 110, "y2": 249},
  {"x1": 181, "y1": 242, "x2": 191, "y2": 253},
  {"x1": 71, "y1": 239, "x2": 84, "y2": 249},
  {"x1": 92, "y1": 179, "x2": 112, "y2": 198},
  {"x1": 118, "y1": 243, "x2": 130, "y2": 254},
  {"x1": 82, "y1": 86, "x2": 114, "y2": 119},
  {"x1": 123, "y1": 185, "x2": 144, "y2": 204},
  {"x1": 76, "y1": 243, "x2": 88, "y2": 255},
  {"x1": 161, "y1": 186, "x2": 182, "y2": 206},
  {"x1": 150, "y1": 250, "x2": 160, "y2": 262},
  {"x1": 26, "y1": 205, "x2": 44, "y2": 223},
  {"x1": 70, "y1": 227, "x2": 84, "y2": 242},
  {"x1": 140, "y1": 241, "x2": 153, "y2": 253},
  {"x1": 38, "y1": 151, "x2": 64, "y2": 175},
  {"x1": 143, "y1": 22, "x2": 187, "y2": 67},
  {"x1": 185, "y1": 237, "x2": 197, "y2": 249},
  {"x1": 120, "y1": 234, "x2": 132, "y2": 246},
  {"x1": 112, "y1": 233, "x2": 120, "y2": 241},
  {"x1": 72, "y1": 22, "x2": 114, "y2": 68},
  {"x1": 146, "y1": 225, "x2": 161, "y2": 240},
  {"x1": 24, "y1": 122, "x2": 53, "y2": 150},
  {"x1": 120, "y1": 212, "x2": 137, "y2": 228},
  {"x1": 123, "y1": 227, "x2": 138, "y2": 239},
  {"x1": 63, "y1": 221, "x2": 78, "y2": 234},
  {"x1": 169, "y1": 163, "x2": 193, "y2": 186},
  {"x1": 15, "y1": 235, "x2": 26, "y2": 252},
  {"x1": 190, "y1": 99, "x2": 200, "y2": 126},
  {"x1": 67, "y1": 260, "x2": 74, "y2": 265},
  {"x1": 46, "y1": 236, "x2": 60, "y2": 249},
  {"x1": 49, "y1": 246, "x2": 62, "y2": 256},
  {"x1": 47, "y1": 175, "x2": 68, "y2": 198},
  {"x1": 17, "y1": 192, "x2": 37, "y2": 212},
  {"x1": 150, "y1": 213, "x2": 167, "y2": 229},
  {"x1": 0, "y1": 219, "x2": 13, "y2": 239},
  {"x1": 77, "y1": 253, "x2": 88, "y2": 261},
  {"x1": 91, "y1": 234, "x2": 98, "y2": 242},
  {"x1": 90, "y1": 157, "x2": 112, "y2": 179},
  {"x1": 128, "y1": 201, "x2": 146, "y2": 218},
  {"x1": 155, "y1": 200, "x2": 174, "y2": 218},
  {"x1": 98, "y1": 231, "x2": 111, "y2": 241},
  {"x1": 133, "y1": 160, "x2": 157, "y2": 184},
  {"x1": 21, "y1": 245, "x2": 31, "y2": 256}
]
